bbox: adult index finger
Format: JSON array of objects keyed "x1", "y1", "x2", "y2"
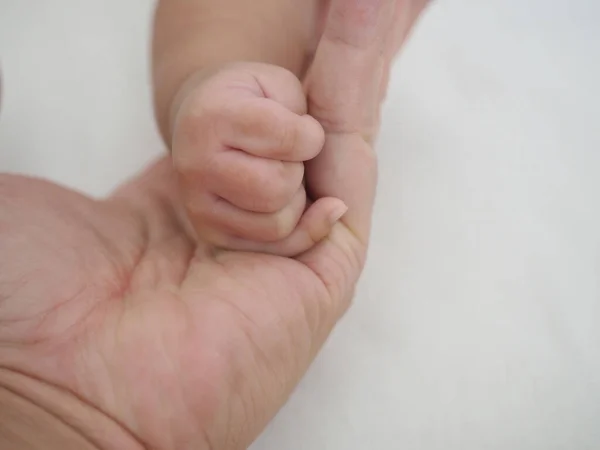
[{"x1": 306, "y1": 0, "x2": 396, "y2": 136}]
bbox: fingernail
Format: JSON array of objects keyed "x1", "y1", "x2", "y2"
[{"x1": 329, "y1": 203, "x2": 348, "y2": 224}]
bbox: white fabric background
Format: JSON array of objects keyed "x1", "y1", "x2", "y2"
[{"x1": 1, "y1": 1, "x2": 599, "y2": 449}]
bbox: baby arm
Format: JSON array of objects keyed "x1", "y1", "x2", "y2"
[{"x1": 152, "y1": 0, "x2": 345, "y2": 255}]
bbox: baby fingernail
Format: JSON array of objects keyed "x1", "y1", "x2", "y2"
[{"x1": 329, "y1": 203, "x2": 349, "y2": 224}]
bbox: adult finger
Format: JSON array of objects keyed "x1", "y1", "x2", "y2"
[
  {"x1": 299, "y1": 0, "x2": 396, "y2": 312},
  {"x1": 305, "y1": 0, "x2": 396, "y2": 138}
]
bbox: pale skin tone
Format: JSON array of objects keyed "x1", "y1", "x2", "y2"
[{"x1": 0, "y1": 0, "x2": 429, "y2": 448}]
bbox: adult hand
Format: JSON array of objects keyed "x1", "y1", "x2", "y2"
[{"x1": 0, "y1": 1, "x2": 428, "y2": 449}]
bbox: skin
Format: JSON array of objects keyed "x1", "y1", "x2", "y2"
[
  {"x1": 156, "y1": 0, "x2": 429, "y2": 255},
  {"x1": 0, "y1": 0, "x2": 429, "y2": 448},
  {"x1": 171, "y1": 62, "x2": 348, "y2": 256},
  {"x1": 155, "y1": 0, "x2": 339, "y2": 255}
]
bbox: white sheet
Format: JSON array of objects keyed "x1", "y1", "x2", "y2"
[{"x1": 1, "y1": 1, "x2": 599, "y2": 449}]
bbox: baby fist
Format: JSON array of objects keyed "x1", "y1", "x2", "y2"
[{"x1": 171, "y1": 63, "x2": 346, "y2": 256}]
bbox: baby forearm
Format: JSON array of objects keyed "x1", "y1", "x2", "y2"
[{"x1": 152, "y1": 0, "x2": 321, "y2": 143}]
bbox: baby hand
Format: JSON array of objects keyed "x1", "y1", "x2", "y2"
[{"x1": 171, "y1": 63, "x2": 347, "y2": 256}]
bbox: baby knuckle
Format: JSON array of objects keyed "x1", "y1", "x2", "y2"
[
  {"x1": 252, "y1": 186, "x2": 289, "y2": 213},
  {"x1": 267, "y1": 215, "x2": 296, "y2": 241},
  {"x1": 175, "y1": 110, "x2": 216, "y2": 150},
  {"x1": 254, "y1": 165, "x2": 297, "y2": 210},
  {"x1": 279, "y1": 120, "x2": 299, "y2": 152}
]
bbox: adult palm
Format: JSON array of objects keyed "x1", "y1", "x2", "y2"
[
  {"x1": 1, "y1": 158, "x2": 349, "y2": 449},
  {"x1": 0, "y1": 1, "x2": 428, "y2": 449}
]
